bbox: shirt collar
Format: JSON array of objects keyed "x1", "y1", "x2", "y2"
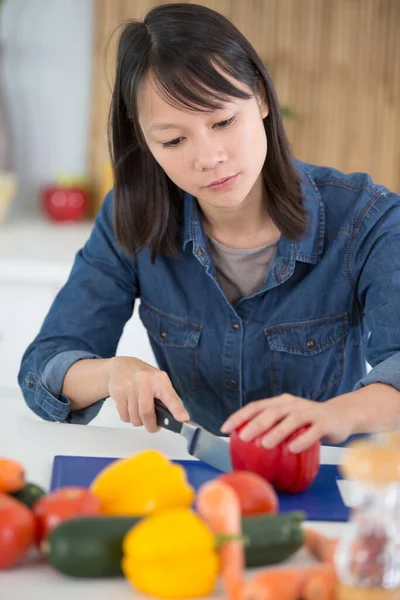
[
  {"x1": 293, "y1": 159, "x2": 325, "y2": 264},
  {"x1": 181, "y1": 159, "x2": 325, "y2": 266},
  {"x1": 182, "y1": 191, "x2": 209, "y2": 263}
]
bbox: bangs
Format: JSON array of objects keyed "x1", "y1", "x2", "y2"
[{"x1": 144, "y1": 54, "x2": 254, "y2": 113}]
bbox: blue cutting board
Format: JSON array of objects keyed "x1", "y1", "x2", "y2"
[{"x1": 50, "y1": 455, "x2": 349, "y2": 522}]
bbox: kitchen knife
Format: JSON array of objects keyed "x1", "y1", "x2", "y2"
[{"x1": 154, "y1": 399, "x2": 232, "y2": 472}]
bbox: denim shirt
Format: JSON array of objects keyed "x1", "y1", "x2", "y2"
[{"x1": 18, "y1": 160, "x2": 400, "y2": 436}]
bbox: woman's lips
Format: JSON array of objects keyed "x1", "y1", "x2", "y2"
[{"x1": 206, "y1": 173, "x2": 240, "y2": 191}]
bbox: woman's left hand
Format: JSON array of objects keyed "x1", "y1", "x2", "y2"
[{"x1": 220, "y1": 393, "x2": 355, "y2": 453}]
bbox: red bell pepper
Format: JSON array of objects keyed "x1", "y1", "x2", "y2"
[{"x1": 229, "y1": 424, "x2": 320, "y2": 493}]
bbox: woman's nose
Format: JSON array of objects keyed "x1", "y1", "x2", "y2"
[{"x1": 193, "y1": 138, "x2": 228, "y2": 171}]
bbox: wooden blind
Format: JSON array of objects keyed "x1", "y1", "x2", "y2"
[{"x1": 89, "y1": 0, "x2": 400, "y2": 212}]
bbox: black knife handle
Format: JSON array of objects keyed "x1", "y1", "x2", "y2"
[{"x1": 154, "y1": 399, "x2": 183, "y2": 434}]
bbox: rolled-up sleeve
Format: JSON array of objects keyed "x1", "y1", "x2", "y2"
[
  {"x1": 352, "y1": 191, "x2": 400, "y2": 392},
  {"x1": 36, "y1": 350, "x2": 103, "y2": 424},
  {"x1": 354, "y1": 352, "x2": 400, "y2": 391},
  {"x1": 18, "y1": 190, "x2": 138, "y2": 424}
]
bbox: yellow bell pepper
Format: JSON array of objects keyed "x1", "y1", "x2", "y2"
[
  {"x1": 90, "y1": 450, "x2": 194, "y2": 516},
  {"x1": 122, "y1": 507, "x2": 220, "y2": 598}
]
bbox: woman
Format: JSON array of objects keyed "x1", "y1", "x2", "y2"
[{"x1": 19, "y1": 3, "x2": 400, "y2": 453}]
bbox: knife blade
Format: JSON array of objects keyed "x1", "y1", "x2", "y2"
[{"x1": 154, "y1": 399, "x2": 232, "y2": 472}]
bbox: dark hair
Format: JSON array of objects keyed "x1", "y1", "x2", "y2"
[{"x1": 109, "y1": 2, "x2": 307, "y2": 262}]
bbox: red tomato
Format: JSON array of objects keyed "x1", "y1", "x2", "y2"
[
  {"x1": 0, "y1": 494, "x2": 36, "y2": 569},
  {"x1": 229, "y1": 424, "x2": 321, "y2": 494},
  {"x1": 218, "y1": 471, "x2": 279, "y2": 515},
  {"x1": 41, "y1": 186, "x2": 88, "y2": 222},
  {"x1": 33, "y1": 487, "x2": 102, "y2": 545}
]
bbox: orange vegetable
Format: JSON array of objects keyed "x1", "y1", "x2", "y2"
[
  {"x1": 242, "y1": 564, "x2": 337, "y2": 600},
  {"x1": 303, "y1": 528, "x2": 338, "y2": 564},
  {"x1": 196, "y1": 479, "x2": 244, "y2": 600},
  {"x1": 301, "y1": 564, "x2": 337, "y2": 600},
  {"x1": 0, "y1": 458, "x2": 25, "y2": 493},
  {"x1": 242, "y1": 567, "x2": 306, "y2": 600}
]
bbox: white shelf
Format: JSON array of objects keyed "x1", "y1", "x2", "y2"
[{"x1": 0, "y1": 218, "x2": 93, "y2": 285}]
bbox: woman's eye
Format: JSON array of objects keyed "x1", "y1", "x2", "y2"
[
  {"x1": 162, "y1": 137, "x2": 183, "y2": 148},
  {"x1": 161, "y1": 116, "x2": 236, "y2": 147},
  {"x1": 214, "y1": 115, "x2": 237, "y2": 129}
]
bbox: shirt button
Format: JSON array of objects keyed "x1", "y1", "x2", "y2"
[
  {"x1": 281, "y1": 266, "x2": 289, "y2": 276},
  {"x1": 26, "y1": 377, "x2": 35, "y2": 389},
  {"x1": 160, "y1": 331, "x2": 168, "y2": 339},
  {"x1": 306, "y1": 339, "x2": 316, "y2": 350},
  {"x1": 229, "y1": 379, "x2": 238, "y2": 388},
  {"x1": 232, "y1": 322, "x2": 240, "y2": 331},
  {"x1": 198, "y1": 247, "x2": 205, "y2": 256}
]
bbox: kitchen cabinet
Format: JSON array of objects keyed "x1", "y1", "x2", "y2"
[{"x1": 0, "y1": 282, "x2": 58, "y2": 390}]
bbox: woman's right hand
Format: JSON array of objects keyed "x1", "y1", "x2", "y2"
[{"x1": 107, "y1": 356, "x2": 190, "y2": 432}]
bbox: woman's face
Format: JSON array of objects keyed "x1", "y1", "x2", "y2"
[{"x1": 138, "y1": 73, "x2": 269, "y2": 211}]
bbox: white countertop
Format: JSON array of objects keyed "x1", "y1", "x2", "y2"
[
  {"x1": 0, "y1": 394, "x2": 348, "y2": 600},
  {"x1": 0, "y1": 219, "x2": 93, "y2": 284}
]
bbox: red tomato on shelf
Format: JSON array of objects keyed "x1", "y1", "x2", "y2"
[
  {"x1": 229, "y1": 424, "x2": 321, "y2": 494},
  {"x1": 33, "y1": 487, "x2": 102, "y2": 545},
  {"x1": 0, "y1": 494, "x2": 36, "y2": 569},
  {"x1": 41, "y1": 185, "x2": 88, "y2": 222},
  {"x1": 217, "y1": 471, "x2": 279, "y2": 515}
]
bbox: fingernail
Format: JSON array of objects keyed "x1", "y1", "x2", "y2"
[
  {"x1": 261, "y1": 437, "x2": 274, "y2": 448},
  {"x1": 239, "y1": 429, "x2": 253, "y2": 442},
  {"x1": 289, "y1": 442, "x2": 300, "y2": 453},
  {"x1": 220, "y1": 423, "x2": 230, "y2": 433},
  {"x1": 178, "y1": 410, "x2": 190, "y2": 421}
]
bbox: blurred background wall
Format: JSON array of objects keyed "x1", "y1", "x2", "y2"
[
  {"x1": 89, "y1": 0, "x2": 400, "y2": 213},
  {"x1": 1, "y1": 0, "x2": 400, "y2": 220},
  {"x1": 0, "y1": 0, "x2": 93, "y2": 217}
]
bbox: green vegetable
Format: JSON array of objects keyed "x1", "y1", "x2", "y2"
[
  {"x1": 242, "y1": 510, "x2": 305, "y2": 567},
  {"x1": 44, "y1": 510, "x2": 305, "y2": 577},
  {"x1": 43, "y1": 516, "x2": 141, "y2": 577},
  {"x1": 11, "y1": 482, "x2": 46, "y2": 508}
]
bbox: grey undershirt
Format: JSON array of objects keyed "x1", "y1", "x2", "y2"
[{"x1": 208, "y1": 236, "x2": 278, "y2": 304}]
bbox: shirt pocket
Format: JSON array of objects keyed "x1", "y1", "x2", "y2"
[
  {"x1": 264, "y1": 313, "x2": 348, "y2": 399},
  {"x1": 139, "y1": 300, "x2": 202, "y2": 394}
]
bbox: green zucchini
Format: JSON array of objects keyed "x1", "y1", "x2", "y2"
[
  {"x1": 242, "y1": 510, "x2": 305, "y2": 567},
  {"x1": 43, "y1": 516, "x2": 141, "y2": 578},
  {"x1": 44, "y1": 510, "x2": 305, "y2": 577}
]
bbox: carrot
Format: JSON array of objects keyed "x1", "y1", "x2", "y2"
[
  {"x1": 196, "y1": 479, "x2": 244, "y2": 600},
  {"x1": 303, "y1": 528, "x2": 339, "y2": 564},
  {"x1": 301, "y1": 564, "x2": 337, "y2": 600},
  {"x1": 242, "y1": 564, "x2": 337, "y2": 600},
  {"x1": 242, "y1": 567, "x2": 307, "y2": 600}
]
